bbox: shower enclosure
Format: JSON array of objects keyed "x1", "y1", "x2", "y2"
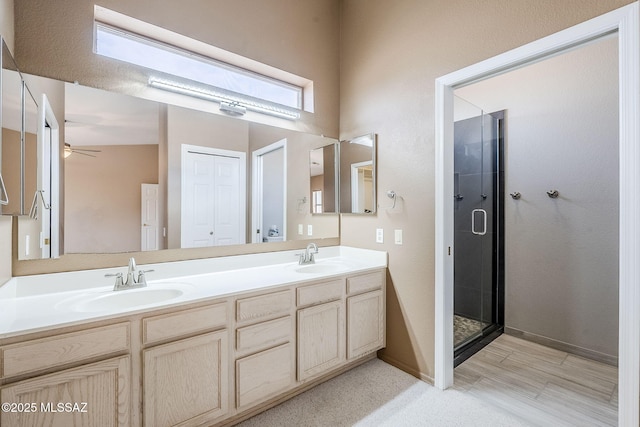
[{"x1": 453, "y1": 96, "x2": 504, "y2": 365}]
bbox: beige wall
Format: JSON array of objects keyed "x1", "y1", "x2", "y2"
[
  {"x1": 0, "y1": 0, "x2": 14, "y2": 51},
  {"x1": 65, "y1": 144, "x2": 158, "y2": 253},
  {"x1": 339, "y1": 0, "x2": 633, "y2": 381},
  {"x1": 13, "y1": 0, "x2": 340, "y2": 137}
]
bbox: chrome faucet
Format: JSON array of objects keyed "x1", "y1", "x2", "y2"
[
  {"x1": 296, "y1": 243, "x2": 318, "y2": 265},
  {"x1": 105, "y1": 257, "x2": 154, "y2": 291}
]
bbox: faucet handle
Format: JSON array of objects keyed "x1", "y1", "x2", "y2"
[
  {"x1": 137, "y1": 269, "x2": 154, "y2": 287},
  {"x1": 294, "y1": 253, "x2": 305, "y2": 264},
  {"x1": 105, "y1": 272, "x2": 124, "y2": 290}
]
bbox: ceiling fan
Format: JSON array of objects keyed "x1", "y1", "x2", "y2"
[{"x1": 64, "y1": 142, "x2": 101, "y2": 158}]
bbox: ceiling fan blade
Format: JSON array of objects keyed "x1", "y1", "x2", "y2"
[
  {"x1": 73, "y1": 148, "x2": 102, "y2": 153},
  {"x1": 72, "y1": 151, "x2": 97, "y2": 158}
]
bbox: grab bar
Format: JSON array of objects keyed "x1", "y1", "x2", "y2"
[{"x1": 0, "y1": 172, "x2": 8, "y2": 205}]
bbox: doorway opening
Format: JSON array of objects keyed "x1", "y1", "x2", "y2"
[
  {"x1": 251, "y1": 139, "x2": 287, "y2": 244},
  {"x1": 434, "y1": 4, "x2": 639, "y2": 424},
  {"x1": 453, "y1": 99, "x2": 505, "y2": 366}
]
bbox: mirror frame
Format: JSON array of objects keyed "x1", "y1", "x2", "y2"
[
  {"x1": 309, "y1": 142, "x2": 339, "y2": 215},
  {"x1": 338, "y1": 133, "x2": 377, "y2": 215}
]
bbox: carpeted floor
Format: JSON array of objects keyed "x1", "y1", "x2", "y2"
[{"x1": 237, "y1": 358, "x2": 529, "y2": 426}]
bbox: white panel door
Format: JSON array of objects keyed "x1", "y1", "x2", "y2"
[
  {"x1": 141, "y1": 183, "x2": 160, "y2": 251},
  {"x1": 213, "y1": 156, "x2": 241, "y2": 245},
  {"x1": 181, "y1": 146, "x2": 245, "y2": 248},
  {"x1": 182, "y1": 152, "x2": 216, "y2": 248}
]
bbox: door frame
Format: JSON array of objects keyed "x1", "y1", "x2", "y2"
[
  {"x1": 350, "y1": 160, "x2": 372, "y2": 213},
  {"x1": 181, "y1": 144, "x2": 246, "y2": 247},
  {"x1": 434, "y1": 4, "x2": 639, "y2": 425},
  {"x1": 37, "y1": 94, "x2": 59, "y2": 258},
  {"x1": 251, "y1": 139, "x2": 287, "y2": 243}
]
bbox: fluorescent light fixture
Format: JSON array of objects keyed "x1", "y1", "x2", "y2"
[
  {"x1": 148, "y1": 78, "x2": 300, "y2": 120},
  {"x1": 219, "y1": 101, "x2": 246, "y2": 116}
]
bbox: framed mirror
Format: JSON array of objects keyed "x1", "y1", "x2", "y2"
[
  {"x1": 1, "y1": 39, "x2": 22, "y2": 216},
  {"x1": 309, "y1": 142, "x2": 338, "y2": 214},
  {"x1": 22, "y1": 80, "x2": 340, "y2": 255},
  {"x1": 339, "y1": 133, "x2": 376, "y2": 214}
]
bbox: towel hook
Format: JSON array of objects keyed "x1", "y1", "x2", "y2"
[
  {"x1": 509, "y1": 192, "x2": 521, "y2": 200},
  {"x1": 386, "y1": 190, "x2": 397, "y2": 209},
  {"x1": 547, "y1": 190, "x2": 559, "y2": 199}
]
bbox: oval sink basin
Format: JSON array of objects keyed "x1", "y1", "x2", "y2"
[
  {"x1": 291, "y1": 261, "x2": 350, "y2": 274},
  {"x1": 58, "y1": 283, "x2": 194, "y2": 313}
]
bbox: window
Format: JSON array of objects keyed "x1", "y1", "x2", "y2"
[
  {"x1": 93, "y1": 7, "x2": 310, "y2": 119},
  {"x1": 312, "y1": 190, "x2": 323, "y2": 214}
]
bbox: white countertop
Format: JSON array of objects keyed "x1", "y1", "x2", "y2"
[{"x1": 0, "y1": 246, "x2": 387, "y2": 339}]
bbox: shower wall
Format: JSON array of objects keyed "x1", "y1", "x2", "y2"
[{"x1": 456, "y1": 36, "x2": 619, "y2": 359}]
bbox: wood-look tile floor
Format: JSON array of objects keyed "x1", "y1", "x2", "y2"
[{"x1": 453, "y1": 334, "x2": 618, "y2": 427}]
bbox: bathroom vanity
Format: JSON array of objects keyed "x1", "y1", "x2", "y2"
[{"x1": 0, "y1": 246, "x2": 386, "y2": 426}]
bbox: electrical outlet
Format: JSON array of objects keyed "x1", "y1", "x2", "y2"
[
  {"x1": 307, "y1": 224, "x2": 313, "y2": 236},
  {"x1": 394, "y1": 229, "x2": 403, "y2": 245},
  {"x1": 376, "y1": 228, "x2": 384, "y2": 243},
  {"x1": 298, "y1": 224, "x2": 303, "y2": 235}
]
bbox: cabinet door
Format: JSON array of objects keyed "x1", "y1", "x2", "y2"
[
  {"x1": 0, "y1": 356, "x2": 130, "y2": 427},
  {"x1": 143, "y1": 331, "x2": 228, "y2": 427},
  {"x1": 347, "y1": 290, "x2": 385, "y2": 359},
  {"x1": 297, "y1": 300, "x2": 345, "y2": 381},
  {"x1": 236, "y1": 343, "x2": 294, "y2": 409}
]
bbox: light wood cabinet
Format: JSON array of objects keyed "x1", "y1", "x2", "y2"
[
  {"x1": 236, "y1": 343, "x2": 294, "y2": 409},
  {"x1": 347, "y1": 289, "x2": 385, "y2": 359},
  {"x1": 0, "y1": 356, "x2": 130, "y2": 427},
  {"x1": 143, "y1": 331, "x2": 228, "y2": 427},
  {"x1": 1, "y1": 267, "x2": 385, "y2": 426},
  {"x1": 297, "y1": 300, "x2": 345, "y2": 381}
]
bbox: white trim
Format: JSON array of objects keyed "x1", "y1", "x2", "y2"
[
  {"x1": 350, "y1": 160, "x2": 373, "y2": 214},
  {"x1": 434, "y1": 4, "x2": 639, "y2": 426},
  {"x1": 38, "y1": 94, "x2": 60, "y2": 258},
  {"x1": 251, "y1": 139, "x2": 287, "y2": 243}
]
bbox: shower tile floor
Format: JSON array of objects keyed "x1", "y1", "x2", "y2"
[{"x1": 454, "y1": 314, "x2": 484, "y2": 348}]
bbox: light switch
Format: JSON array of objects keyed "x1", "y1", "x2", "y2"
[
  {"x1": 376, "y1": 228, "x2": 384, "y2": 243},
  {"x1": 298, "y1": 224, "x2": 303, "y2": 235},
  {"x1": 307, "y1": 224, "x2": 313, "y2": 236},
  {"x1": 394, "y1": 229, "x2": 403, "y2": 245}
]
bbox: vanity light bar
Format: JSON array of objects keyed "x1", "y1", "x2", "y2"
[{"x1": 148, "y1": 78, "x2": 300, "y2": 120}]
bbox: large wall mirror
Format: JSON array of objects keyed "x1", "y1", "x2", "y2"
[
  {"x1": 13, "y1": 76, "x2": 340, "y2": 258},
  {"x1": 339, "y1": 133, "x2": 377, "y2": 214},
  {"x1": 1, "y1": 39, "x2": 61, "y2": 260}
]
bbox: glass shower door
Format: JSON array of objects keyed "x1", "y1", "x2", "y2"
[{"x1": 453, "y1": 96, "x2": 502, "y2": 358}]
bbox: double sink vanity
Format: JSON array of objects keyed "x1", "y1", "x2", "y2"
[{"x1": 0, "y1": 246, "x2": 387, "y2": 426}]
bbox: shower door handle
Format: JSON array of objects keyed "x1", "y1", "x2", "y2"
[{"x1": 471, "y1": 209, "x2": 487, "y2": 236}]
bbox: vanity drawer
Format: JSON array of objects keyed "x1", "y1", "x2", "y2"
[
  {"x1": 236, "y1": 290, "x2": 292, "y2": 324},
  {"x1": 1, "y1": 323, "x2": 130, "y2": 378},
  {"x1": 346, "y1": 270, "x2": 385, "y2": 295},
  {"x1": 143, "y1": 302, "x2": 228, "y2": 345},
  {"x1": 236, "y1": 316, "x2": 292, "y2": 355},
  {"x1": 296, "y1": 279, "x2": 344, "y2": 307}
]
